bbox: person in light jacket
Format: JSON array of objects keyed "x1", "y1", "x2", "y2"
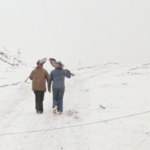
[{"x1": 48, "y1": 61, "x2": 71, "y2": 115}]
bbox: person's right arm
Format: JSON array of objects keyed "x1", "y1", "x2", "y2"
[{"x1": 29, "y1": 71, "x2": 34, "y2": 80}]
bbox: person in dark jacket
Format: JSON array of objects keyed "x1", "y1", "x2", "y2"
[
  {"x1": 48, "y1": 61, "x2": 71, "y2": 115},
  {"x1": 29, "y1": 60, "x2": 49, "y2": 114}
]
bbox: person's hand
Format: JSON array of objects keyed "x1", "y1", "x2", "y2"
[{"x1": 48, "y1": 88, "x2": 51, "y2": 93}]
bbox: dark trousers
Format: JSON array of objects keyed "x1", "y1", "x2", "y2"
[
  {"x1": 34, "y1": 91, "x2": 44, "y2": 112},
  {"x1": 52, "y1": 88, "x2": 65, "y2": 112}
]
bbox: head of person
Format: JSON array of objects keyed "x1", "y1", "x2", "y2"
[
  {"x1": 57, "y1": 61, "x2": 64, "y2": 69},
  {"x1": 36, "y1": 60, "x2": 43, "y2": 67}
]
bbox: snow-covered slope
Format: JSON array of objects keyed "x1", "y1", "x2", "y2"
[
  {"x1": 0, "y1": 45, "x2": 26, "y2": 70},
  {"x1": 0, "y1": 46, "x2": 29, "y2": 87},
  {"x1": 0, "y1": 62, "x2": 150, "y2": 150}
]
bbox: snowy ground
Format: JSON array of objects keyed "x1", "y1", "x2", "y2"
[{"x1": 0, "y1": 63, "x2": 150, "y2": 150}]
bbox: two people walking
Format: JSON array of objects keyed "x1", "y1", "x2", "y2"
[{"x1": 29, "y1": 59, "x2": 71, "y2": 114}]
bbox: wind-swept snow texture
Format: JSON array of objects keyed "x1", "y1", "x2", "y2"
[
  {"x1": 0, "y1": 46, "x2": 26, "y2": 71},
  {"x1": 0, "y1": 63, "x2": 150, "y2": 150},
  {"x1": 0, "y1": 45, "x2": 27, "y2": 87}
]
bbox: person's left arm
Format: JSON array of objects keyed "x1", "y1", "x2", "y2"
[
  {"x1": 45, "y1": 70, "x2": 49, "y2": 90},
  {"x1": 64, "y1": 70, "x2": 71, "y2": 78},
  {"x1": 48, "y1": 71, "x2": 53, "y2": 92}
]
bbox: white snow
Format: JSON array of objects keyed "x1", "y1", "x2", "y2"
[
  {"x1": 0, "y1": 45, "x2": 26, "y2": 71},
  {"x1": 0, "y1": 62, "x2": 150, "y2": 150}
]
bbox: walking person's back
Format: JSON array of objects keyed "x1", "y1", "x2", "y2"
[
  {"x1": 48, "y1": 61, "x2": 71, "y2": 115},
  {"x1": 29, "y1": 60, "x2": 49, "y2": 114}
]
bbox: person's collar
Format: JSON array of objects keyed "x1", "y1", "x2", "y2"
[{"x1": 37, "y1": 65, "x2": 43, "y2": 68}]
